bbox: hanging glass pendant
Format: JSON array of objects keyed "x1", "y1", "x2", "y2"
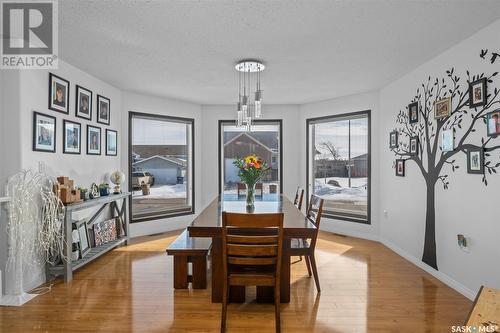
[{"x1": 235, "y1": 60, "x2": 265, "y2": 130}]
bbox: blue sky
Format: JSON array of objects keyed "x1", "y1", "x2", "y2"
[{"x1": 133, "y1": 118, "x2": 188, "y2": 145}]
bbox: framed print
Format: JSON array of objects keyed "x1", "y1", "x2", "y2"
[
  {"x1": 486, "y1": 110, "x2": 500, "y2": 137},
  {"x1": 75, "y1": 220, "x2": 91, "y2": 258},
  {"x1": 410, "y1": 136, "x2": 419, "y2": 156},
  {"x1": 75, "y1": 85, "x2": 92, "y2": 120},
  {"x1": 93, "y1": 219, "x2": 117, "y2": 246},
  {"x1": 467, "y1": 148, "x2": 484, "y2": 174},
  {"x1": 389, "y1": 131, "x2": 398, "y2": 148},
  {"x1": 48, "y1": 73, "x2": 70, "y2": 114},
  {"x1": 63, "y1": 120, "x2": 81, "y2": 154},
  {"x1": 87, "y1": 125, "x2": 101, "y2": 155},
  {"x1": 434, "y1": 97, "x2": 452, "y2": 119},
  {"x1": 106, "y1": 129, "x2": 118, "y2": 156},
  {"x1": 469, "y1": 77, "x2": 487, "y2": 108},
  {"x1": 97, "y1": 95, "x2": 111, "y2": 125},
  {"x1": 396, "y1": 159, "x2": 405, "y2": 177},
  {"x1": 408, "y1": 102, "x2": 419, "y2": 124},
  {"x1": 441, "y1": 129, "x2": 455, "y2": 152},
  {"x1": 33, "y1": 112, "x2": 56, "y2": 153}
]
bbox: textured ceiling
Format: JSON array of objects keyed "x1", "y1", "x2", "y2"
[{"x1": 59, "y1": 1, "x2": 500, "y2": 105}]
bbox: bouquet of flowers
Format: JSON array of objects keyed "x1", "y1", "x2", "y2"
[{"x1": 233, "y1": 155, "x2": 270, "y2": 208}]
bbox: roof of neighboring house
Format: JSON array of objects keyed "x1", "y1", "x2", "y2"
[
  {"x1": 133, "y1": 145, "x2": 187, "y2": 159},
  {"x1": 352, "y1": 153, "x2": 368, "y2": 160},
  {"x1": 224, "y1": 131, "x2": 279, "y2": 150},
  {"x1": 133, "y1": 155, "x2": 187, "y2": 167},
  {"x1": 224, "y1": 132, "x2": 275, "y2": 153}
]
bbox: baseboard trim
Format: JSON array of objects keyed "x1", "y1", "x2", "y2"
[
  {"x1": 381, "y1": 238, "x2": 476, "y2": 301},
  {"x1": 319, "y1": 223, "x2": 380, "y2": 242}
]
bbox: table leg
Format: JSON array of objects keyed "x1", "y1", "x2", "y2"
[
  {"x1": 173, "y1": 256, "x2": 188, "y2": 289},
  {"x1": 211, "y1": 237, "x2": 223, "y2": 303},
  {"x1": 63, "y1": 211, "x2": 73, "y2": 283},
  {"x1": 280, "y1": 237, "x2": 291, "y2": 303}
]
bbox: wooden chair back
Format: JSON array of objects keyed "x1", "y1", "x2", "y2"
[
  {"x1": 293, "y1": 187, "x2": 305, "y2": 210},
  {"x1": 306, "y1": 195, "x2": 324, "y2": 249}
]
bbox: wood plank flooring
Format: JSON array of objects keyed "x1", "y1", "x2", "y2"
[{"x1": 0, "y1": 231, "x2": 472, "y2": 332}]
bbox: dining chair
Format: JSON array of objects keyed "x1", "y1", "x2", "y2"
[
  {"x1": 220, "y1": 212, "x2": 284, "y2": 333},
  {"x1": 290, "y1": 195, "x2": 324, "y2": 293},
  {"x1": 293, "y1": 187, "x2": 304, "y2": 210}
]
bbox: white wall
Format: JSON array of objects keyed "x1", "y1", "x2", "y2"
[
  {"x1": 121, "y1": 91, "x2": 202, "y2": 237},
  {"x1": 299, "y1": 92, "x2": 380, "y2": 240},
  {"x1": 379, "y1": 19, "x2": 500, "y2": 298}
]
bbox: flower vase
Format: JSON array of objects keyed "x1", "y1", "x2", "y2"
[{"x1": 246, "y1": 183, "x2": 256, "y2": 211}]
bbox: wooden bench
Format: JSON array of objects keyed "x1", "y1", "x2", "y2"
[{"x1": 166, "y1": 229, "x2": 211, "y2": 289}]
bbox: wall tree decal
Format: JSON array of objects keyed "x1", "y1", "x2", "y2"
[{"x1": 390, "y1": 50, "x2": 500, "y2": 270}]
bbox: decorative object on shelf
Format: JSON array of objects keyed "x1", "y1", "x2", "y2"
[
  {"x1": 48, "y1": 73, "x2": 70, "y2": 114},
  {"x1": 434, "y1": 96, "x2": 452, "y2": 119},
  {"x1": 75, "y1": 85, "x2": 92, "y2": 120},
  {"x1": 233, "y1": 155, "x2": 270, "y2": 210},
  {"x1": 486, "y1": 110, "x2": 500, "y2": 137},
  {"x1": 106, "y1": 129, "x2": 118, "y2": 156},
  {"x1": 469, "y1": 77, "x2": 487, "y2": 108},
  {"x1": 33, "y1": 111, "x2": 56, "y2": 153},
  {"x1": 409, "y1": 137, "x2": 419, "y2": 156},
  {"x1": 99, "y1": 183, "x2": 110, "y2": 197},
  {"x1": 467, "y1": 148, "x2": 484, "y2": 174},
  {"x1": 441, "y1": 129, "x2": 455, "y2": 152},
  {"x1": 110, "y1": 171, "x2": 125, "y2": 194},
  {"x1": 93, "y1": 219, "x2": 117, "y2": 246},
  {"x1": 235, "y1": 60, "x2": 265, "y2": 131},
  {"x1": 89, "y1": 183, "x2": 100, "y2": 199},
  {"x1": 53, "y1": 176, "x2": 81, "y2": 205},
  {"x1": 87, "y1": 125, "x2": 101, "y2": 155},
  {"x1": 389, "y1": 130, "x2": 398, "y2": 148},
  {"x1": 78, "y1": 188, "x2": 89, "y2": 201},
  {"x1": 97, "y1": 94, "x2": 111, "y2": 125},
  {"x1": 408, "y1": 102, "x2": 419, "y2": 124},
  {"x1": 63, "y1": 120, "x2": 81, "y2": 154},
  {"x1": 74, "y1": 220, "x2": 90, "y2": 258},
  {"x1": 395, "y1": 159, "x2": 405, "y2": 177}
]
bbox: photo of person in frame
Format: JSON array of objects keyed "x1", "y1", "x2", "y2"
[
  {"x1": 100, "y1": 101, "x2": 108, "y2": 120},
  {"x1": 53, "y1": 83, "x2": 66, "y2": 107},
  {"x1": 38, "y1": 121, "x2": 53, "y2": 146},
  {"x1": 79, "y1": 94, "x2": 90, "y2": 115},
  {"x1": 90, "y1": 132, "x2": 99, "y2": 150},
  {"x1": 487, "y1": 111, "x2": 500, "y2": 136}
]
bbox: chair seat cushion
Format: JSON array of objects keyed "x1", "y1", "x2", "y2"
[{"x1": 291, "y1": 238, "x2": 310, "y2": 249}]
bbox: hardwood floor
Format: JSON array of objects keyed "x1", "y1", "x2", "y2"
[{"x1": 0, "y1": 230, "x2": 471, "y2": 332}]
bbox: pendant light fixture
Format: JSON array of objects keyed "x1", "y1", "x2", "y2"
[{"x1": 235, "y1": 60, "x2": 264, "y2": 130}]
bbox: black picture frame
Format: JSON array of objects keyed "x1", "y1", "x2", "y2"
[
  {"x1": 410, "y1": 136, "x2": 419, "y2": 156},
  {"x1": 87, "y1": 125, "x2": 102, "y2": 155},
  {"x1": 486, "y1": 110, "x2": 500, "y2": 137},
  {"x1": 63, "y1": 120, "x2": 82, "y2": 154},
  {"x1": 106, "y1": 129, "x2": 118, "y2": 156},
  {"x1": 467, "y1": 148, "x2": 484, "y2": 174},
  {"x1": 33, "y1": 111, "x2": 57, "y2": 153},
  {"x1": 469, "y1": 77, "x2": 487, "y2": 108},
  {"x1": 75, "y1": 85, "x2": 93, "y2": 120},
  {"x1": 408, "y1": 102, "x2": 419, "y2": 124},
  {"x1": 389, "y1": 131, "x2": 398, "y2": 148},
  {"x1": 48, "y1": 73, "x2": 70, "y2": 114},
  {"x1": 395, "y1": 159, "x2": 405, "y2": 177},
  {"x1": 97, "y1": 95, "x2": 111, "y2": 125}
]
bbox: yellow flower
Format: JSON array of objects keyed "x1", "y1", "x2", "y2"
[{"x1": 245, "y1": 155, "x2": 257, "y2": 164}]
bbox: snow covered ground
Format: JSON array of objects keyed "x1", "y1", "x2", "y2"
[
  {"x1": 314, "y1": 177, "x2": 367, "y2": 203},
  {"x1": 132, "y1": 184, "x2": 187, "y2": 199}
]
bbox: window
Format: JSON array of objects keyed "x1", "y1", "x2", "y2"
[
  {"x1": 129, "y1": 112, "x2": 194, "y2": 222},
  {"x1": 307, "y1": 111, "x2": 370, "y2": 224},
  {"x1": 219, "y1": 120, "x2": 282, "y2": 199}
]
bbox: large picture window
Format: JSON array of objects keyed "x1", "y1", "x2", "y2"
[
  {"x1": 219, "y1": 120, "x2": 282, "y2": 199},
  {"x1": 129, "y1": 112, "x2": 194, "y2": 222},
  {"x1": 307, "y1": 111, "x2": 370, "y2": 224}
]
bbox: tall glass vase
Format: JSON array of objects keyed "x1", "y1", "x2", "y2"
[{"x1": 245, "y1": 183, "x2": 256, "y2": 211}]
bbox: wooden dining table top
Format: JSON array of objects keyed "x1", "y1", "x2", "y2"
[{"x1": 188, "y1": 195, "x2": 317, "y2": 238}]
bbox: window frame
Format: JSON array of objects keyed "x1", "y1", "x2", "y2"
[
  {"x1": 128, "y1": 111, "x2": 195, "y2": 223},
  {"x1": 306, "y1": 110, "x2": 371, "y2": 224},
  {"x1": 218, "y1": 119, "x2": 283, "y2": 195}
]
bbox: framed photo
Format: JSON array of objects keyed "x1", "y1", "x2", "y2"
[
  {"x1": 396, "y1": 159, "x2": 405, "y2": 177},
  {"x1": 408, "y1": 102, "x2": 419, "y2": 124},
  {"x1": 434, "y1": 97, "x2": 452, "y2": 119},
  {"x1": 469, "y1": 78, "x2": 487, "y2": 108},
  {"x1": 48, "y1": 73, "x2": 70, "y2": 114},
  {"x1": 389, "y1": 131, "x2": 398, "y2": 148},
  {"x1": 486, "y1": 110, "x2": 500, "y2": 137},
  {"x1": 75, "y1": 220, "x2": 91, "y2": 258},
  {"x1": 106, "y1": 129, "x2": 118, "y2": 156},
  {"x1": 93, "y1": 219, "x2": 117, "y2": 247},
  {"x1": 441, "y1": 129, "x2": 455, "y2": 152},
  {"x1": 410, "y1": 136, "x2": 419, "y2": 156},
  {"x1": 97, "y1": 95, "x2": 110, "y2": 125},
  {"x1": 33, "y1": 112, "x2": 56, "y2": 153},
  {"x1": 467, "y1": 148, "x2": 484, "y2": 174},
  {"x1": 75, "y1": 85, "x2": 92, "y2": 120},
  {"x1": 63, "y1": 120, "x2": 81, "y2": 154},
  {"x1": 87, "y1": 125, "x2": 101, "y2": 155}
]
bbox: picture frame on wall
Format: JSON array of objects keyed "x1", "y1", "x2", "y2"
[
  {"x1": 441, "y1": 129, "x2": 455, "y2": 152},
  {"x1": 106, "y1": 129, "x2": 118, "y2": 156},
  {"x1": 395, "y1": 159, "x2": 405, "y2": 177},
  {"x1": 389, "y1": 131, "x2": 398, "y2": 148},
  {"x1": 75, "y1": 85, "x2": 92, "y2": 120},
  {"x1": 408, "y1": 102, "x2": 419, "y2": 124},
  {"x1": 469, "y1": 77, "x2": 487, "y2": 108},
  {"x1": 75, "y1": 220, "x2": 91, "y2": 258},
  {"x1": 486, "y1": 110, "x2": 500, "y2": 137},
  {"x1": 48, "y1": 73, "x2": 70, "y2": 114},
  {"x1": 33, "y1": 112, "x2": 56, "y2": 153},
  {"x1": 434, "y1": 97, "x2": 452, "y2": 119},
  {"x1": 87, "y1": 125, "x2": 101, "y2": 155},
  {"x1": 409, "y1": 136, "x2": 419, "y2": 156},
  {"x1": 97, "y1": 95, "x2": 111, "y2": 125},
  {"x1": 467, "y1": 148, "x2": 484, "y2": 174},
  {"x1": 63, "y1": 120, "x2": 81, "y2": 154}
]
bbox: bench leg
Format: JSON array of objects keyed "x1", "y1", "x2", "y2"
[
  {"x1": 191, "y1": 255, "x2": 207, "y2": 289},
  {"x1": 173, "y1": 256, "x2": 188, "y2": 289}
]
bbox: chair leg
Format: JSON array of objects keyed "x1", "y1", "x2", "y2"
[
  {"x1": 291, "y1": 256, "x2": 302, "y2": 265},
  {"x1": 304, "y1": 255, "x2": 312, "y2": 277},
  {"x1": 221, "y1": 280, "x2": 228, "y2": 333},
  {"x1": 309, "y1": 254, "x2": 321, "y2": 293},
  {"x1": 274, "y1": 284, "x2": 281, "y2": 333}
]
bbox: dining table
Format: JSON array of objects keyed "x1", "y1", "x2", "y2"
[{"x1": 187, "y1": 194, "x2": 317, "y2": 303}]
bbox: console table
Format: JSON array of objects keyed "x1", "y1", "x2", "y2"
[{"x1": 47, "y1": 192, "x2": 130, "y2": 283}]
